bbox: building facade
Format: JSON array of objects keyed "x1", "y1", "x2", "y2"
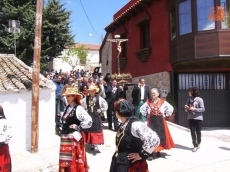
[
  {"x1": 102, "y1": 0, "x2": 230, "y2": 127},
  {"x1": 170, "y1": 0, "x2": 230, "y2": 127},
  {"x1": 0, "y1": 54, "x2": 56, "y2": 154},
  {"x1": 103, "y1": 0, "x2": 172, "y2": 98}
]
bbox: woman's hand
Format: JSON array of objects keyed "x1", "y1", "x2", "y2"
[
  {"x1": 189, "y1": 106, "x2": 195, "y2": 111},
  {"x1": 185, "y1": 105, "x2": 189, "y2": 109},
  {"x1": 128, "y1": 153, "x2": 142, "y2": 163}
]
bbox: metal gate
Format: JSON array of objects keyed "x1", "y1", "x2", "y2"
[{"x1": 176, "y1": 73, "x2": 230, "y2": 127}]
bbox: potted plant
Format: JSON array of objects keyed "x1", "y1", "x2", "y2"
[{"x1": 165, "y1": 92, "x2": 177, "y2": 123}]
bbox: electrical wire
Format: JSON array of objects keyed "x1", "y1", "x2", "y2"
[{"x1": 79, "y1": 0, "x2": 99, "y2": 37}]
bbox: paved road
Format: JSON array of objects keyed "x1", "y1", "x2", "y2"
[{"x1": 11, "y1": 123, "x2": 230, "y2": 172}]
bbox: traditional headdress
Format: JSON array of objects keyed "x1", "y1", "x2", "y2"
[
  {"x1": 87, "y1": 85, "x2": 100, "y2": 93},
  {"x1": 119, "y1": 100, "x2": 134, "y2": 117}
]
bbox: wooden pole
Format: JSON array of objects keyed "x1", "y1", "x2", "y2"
[{"x1": 31, "y1": 0, "x2": 43, "y2": 153}]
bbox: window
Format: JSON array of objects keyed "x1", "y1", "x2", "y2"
[
  {"x1": 170, "y1": 9, "x2": 176, "y2": 40},
  {"x1": 139, "y1": 20, "x2": 150, "y2": 49},
  {"x1": 221, "y1": 0, "x2": 230, "y2": 29},
  {"x1": 179, "y1": 0, "x2": 192, "y2": 35},
  {"x1": 197, "y1": 0, "x2": 215, "y2": 31},
  {"x1": 178, "y1": 73, "x2": 227, "y2": 90}
]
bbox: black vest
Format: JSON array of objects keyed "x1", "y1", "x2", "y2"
[
  {"x1": 116, "y1": 118, "x2": 143, "y2": 153},
  {"x1": 84, "y1": 95, "x2": 102, "y2": 132},
  {"x1": 61, "y1": 105, "x2": 81, "y2": 134}
]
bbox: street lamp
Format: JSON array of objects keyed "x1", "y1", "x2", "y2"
[
  {"x1": 89, "y1": 33, "x2": 101, "y2": 45},
  {"x1": 8, "y1": 20, "x2": 20, "y2": 56}
]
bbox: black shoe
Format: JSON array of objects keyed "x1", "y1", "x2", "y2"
[
  {"x1": 156, "y1": 152, "x2": 161, "y2": 158},
  {"x1": 147, "y1": 153, "x2": 155, "y2": 161},
  {"x1": 91, "y1": 145, "x2": 95, "y2": 150}
]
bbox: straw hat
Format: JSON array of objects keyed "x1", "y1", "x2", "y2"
[
  {"x1": 62, "y1": 87, "x2": 82, "y2": 97},
  {"x1": 88, "y1": 85, "x2": 99, "y2": 92}
]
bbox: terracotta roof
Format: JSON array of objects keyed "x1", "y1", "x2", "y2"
[
  {"x1": 105, "y1": 0, "x2": 154, "y2": 32},
  {"x1": 75, "y1": 43, "x2": 100, "y2": 51},
  {"x1": 0, "y1": 54, "x2": 54, "y2": 92}
]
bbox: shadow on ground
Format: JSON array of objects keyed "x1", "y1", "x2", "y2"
[
  {"x1": 175, "y1": 144, "x2": 192, "y2": 151},
  {"x1": 219, "y1": 146, "x2": 230, "y2": 151}
]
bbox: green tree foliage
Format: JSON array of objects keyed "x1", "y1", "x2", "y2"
[
  {"x1": 0, "y1": 0, "x2": 36, "y2": 65},
  {"x1": 42, "y1": 0, "x2": 74, "y2": 61},
  {"x1": 61, "y1": 44, "x2": 89, "y2": 70},
  {"x1": 76, "y1": 44, "x2": 88, "y2": 64},
  {"x1": 0, "y1": 0, "x2": 74, "y2": 69}
]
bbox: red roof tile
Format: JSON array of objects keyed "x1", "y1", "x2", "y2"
[
  {"x1": 75, "y1": 43, "x2": 100, "y2": 51},
  {"x1": 0, "y1": 54, "x2": 54, "y2": 92}
]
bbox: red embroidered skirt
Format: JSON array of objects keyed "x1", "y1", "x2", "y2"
[
  {"x1": 83, "y1": 130, "x2": 104, "y2": 145},
  {"x1": 128, "y1": 160, "x2": 149, "y2": 172},
  {"x1": 0, "y1": 144, "x2": 11, "y2": 172},
  {"x1": 59, "y1": 134, "x2": 89, "y2": 172},
  {"x1": 147, "y1": 117, "x2": 175, "y2": 152}
]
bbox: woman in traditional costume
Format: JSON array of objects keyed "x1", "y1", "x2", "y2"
[
  {"x1": 140, "y1": 88, "x2": 175, "y2": 158},
  {"x1": 110, "y1": 99, "x2": 160, "y2": 172},
  {"x1": 81, "y1": 85, "x2": 108, "y2": 151},
  {"x1": 59, "y1": 87, "x2": 92, "y2": 172},
  {"x1": 0, "y1": 105, "x2": 12, "y2": 171}
]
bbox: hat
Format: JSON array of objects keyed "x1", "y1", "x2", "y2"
[
  {"x1": 119, "y1": 100, "x2": 134, "y2": 117},
  {"x1": 62, "y1": 87, "x2": 82, "y2": 97},
  {"x1": 88, "y1": 85, "x2": 99, "y2": 92}
]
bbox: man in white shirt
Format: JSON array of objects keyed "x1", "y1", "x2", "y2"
[{"x1": 131, "y1": 78, "x2": 151, "y2": 122}]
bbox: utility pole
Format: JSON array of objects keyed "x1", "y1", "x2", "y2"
[{"x1": 31, "y1": 0, "x2": 43, "y2": 153}]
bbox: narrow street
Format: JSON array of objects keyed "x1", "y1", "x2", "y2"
[{"x1": 11, "y1": 122, "x2": 230, "y2": 172}]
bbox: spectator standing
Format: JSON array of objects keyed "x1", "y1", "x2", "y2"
[
  {"x1": 185, "y1": 87, "x2": 205, "y2": 152},
  {"x1": 131, "y1": 78, "x2": 151, "y2": 122},
  {"x1": 53, "y1": 75, "x2": 66, "y2": 132}
]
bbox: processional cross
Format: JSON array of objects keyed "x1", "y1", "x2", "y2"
[{"x1": 107, "y1": 35, "x2": 128, "y2": 75}]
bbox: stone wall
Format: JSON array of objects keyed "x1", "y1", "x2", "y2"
[
  {"x1": 126, "y1": 71, "x2": 171, "y2": 102},
  {"x1": 101, "y1": 33, "x2": 112, "y2": 76}
]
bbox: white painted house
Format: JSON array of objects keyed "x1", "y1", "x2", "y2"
[
  {"x1": 0, "y1": 54, "x2": 56, "y2": 154},
  {"x1": 53, "y1": 43, "x2": 100, "y2": 72}
]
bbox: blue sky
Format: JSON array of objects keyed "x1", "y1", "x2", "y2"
[{"x1": 59, "y1": 0, "x2": 129, "y2": 44}]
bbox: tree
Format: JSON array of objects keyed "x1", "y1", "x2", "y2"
[
  {"x1": 0, "y1": 0, "x2": 74, "y2": 69},
  {"x1": 0, "y1": 0, "x2": 36, "y2": 65},
  {"x1": 76, "y1": 44, "x2": 88, "y2": 64},
  {"x1": 61, "y1": 44, "x2": 89, "y2": 70},
  {"x1": 42, "y1": 0, "x2": 74, "y2": 62}
]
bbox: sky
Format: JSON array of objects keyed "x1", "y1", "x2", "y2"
[{"x1": 58, "y1": 0, "x2": 129, "y2": 45}]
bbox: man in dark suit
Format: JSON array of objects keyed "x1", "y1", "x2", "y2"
[{"x1": 132, "y1": 78, "x2": 151, "y2": 122}]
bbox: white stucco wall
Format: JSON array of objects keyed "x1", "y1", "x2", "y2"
[{"x1": 0, "y1": 87, "x2": 56, "y2": 154}]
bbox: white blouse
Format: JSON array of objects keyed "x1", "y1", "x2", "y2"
[
  {"x1": 140, "y1": 100, "x2": 174, "y2": 118},
  {"x1": 81, "y1": 96, "x2": 108, "y2": 113},
  {"x1": 75, "y1": 105, "x2": 92, "y2": 129},
  {"x1": 131, "y1": 121, "x2": 160, "y2": 154}
]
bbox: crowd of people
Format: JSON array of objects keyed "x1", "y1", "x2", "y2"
[
  {"x1": 45, "y1": 68, "x2": 205, "y2": 172},
  {"x1": 0, "y1": 63, "x2": 205, "y2": 172}
]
